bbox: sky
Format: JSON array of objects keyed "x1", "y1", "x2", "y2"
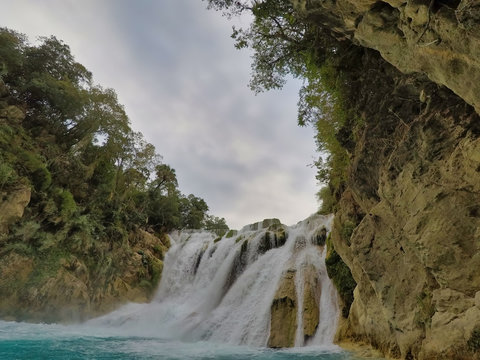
[{"x1": 0, "y1": 0, "x2": 320, "y2": 229}]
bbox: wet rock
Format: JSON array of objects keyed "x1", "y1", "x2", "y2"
[
  {"x1": 268, "y1": 269, "x2": 297, "y2": 348},
  {"x1": 303, "y1": 265, "x2": 321, "y2": 341}
]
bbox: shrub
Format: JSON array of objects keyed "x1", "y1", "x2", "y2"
[
  {"x1": 317, "y1": 186, "x2": 336, "y2": 214},
  {"x1": 57, "y1": 189, "x2": 77, "y2": 219},
  {"x1": 19, "y1": 151, "x2": 51, "y2": 191},
  {"x1": 0, "y1": 162, "x2": 16, "y2": 189}
]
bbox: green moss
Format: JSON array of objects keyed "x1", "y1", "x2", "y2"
[
  {"x1": 235, "y1": 234, "x2": 244, "y2": 243},
  {"x1": 415, "y1": 291, "x2": 436, "y2": 329},
  {"x1": 468, "y1": 326, "x2": 480, "y2": 352},
  {"x1": 258, "y1": 231, "x2": 272, "y2": 254},
  {"x1": 225, "y1": 229, "x2": 237, "y2": 238},
  {"x1": 138, "y1": 279, "x2": 152, "y2": 290},
  {"x1": 325, "y1": 240, "x2": 356, "y2": 318},
  {"x1": 240, "y1": 239, "x2": 248, "y2": 255},
  {"x1": 274, "y1": 229, "x2": 287, "y2": 247},
  {"x1": 148, "y1": 257, "x2": 163, "y2": 286},
  {"x1": 262, "y1": 218, "x2": 280, "y2": 228},
  {"x1": 24, "y1": 248, "x2": 68, "y2": 288},
  {"x1": 341, "y1": 220, "x2": 355, "y2": 244}
]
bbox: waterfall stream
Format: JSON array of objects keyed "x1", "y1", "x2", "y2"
[{"x1": 87, "y1": 214, "x2": 339, "y2": 348}]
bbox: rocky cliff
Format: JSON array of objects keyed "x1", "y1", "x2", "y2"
[{"x1": 292, "y1": 1, "x2": 480, "y2": 358}]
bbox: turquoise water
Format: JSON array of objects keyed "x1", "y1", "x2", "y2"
[{"x1": 0, "y1": 321, "x2": 367, "y2": 360}]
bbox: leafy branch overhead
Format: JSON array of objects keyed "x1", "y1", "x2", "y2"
[{"x1": 204, "y1": 0, "x2": 356, "y2": 211}]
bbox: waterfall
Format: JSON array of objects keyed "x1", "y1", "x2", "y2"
[{"x1": 87, "y1": 214, "x2": 339, "y2": 348}]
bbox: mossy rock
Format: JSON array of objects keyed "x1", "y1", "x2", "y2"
[
  {"x1": 313, "y1": 226, "x2": 327, "y2": 246},
  {"x1": 340, "y1": 220, "x2": 355, "y2": 245},
  {"x1": 225, "y1": 229, "x2": 237, "y2": 238},
  {"x1": 262, "y1": 218, "x2": 281, "y2": 228},
  {"x1": 148, "y1": 258, "x2": 163, "y2": 285},
  {"x1": 235, "y1": 234, "x2": 244, "y2": 243},
  {"x1": 325, "y1": 247, "x2": 356, "y2": 318},
  {"x1": 468, "y1": 326, "x2": 480, "y2": 352}
]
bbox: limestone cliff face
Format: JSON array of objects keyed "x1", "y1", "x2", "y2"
[
  {"x1": 291, "y1": 1, "x2": 480, "y2": 358},
  {"x1": 296, "y1": 0, "x2": 480, "y2": 113},
  {"x1": 332, "y1": 98, "x2": 480, "y2": 359}
]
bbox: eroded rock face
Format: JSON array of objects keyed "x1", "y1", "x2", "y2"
[
  {"x1": 0, "y1": 186, "x2": 31, "y2": 233},
  {"x1": 302, "y1": 265, "x2": 321, "y2": 341},
  {"x1": 326, "y1": 55, "x2": 480, "y2": 359},
  {"x1": 295, "y1": 0, "x2": 480, "y2": 114},
  {"x1": 268, "y1": 263, "x2": 325, "y2": 347},
  {"x1": 268, "y1": 269, "x2": 298, "y2": 348},
  {"x1": 0, "y1": 228, "x2": 168, "y2": 322}
]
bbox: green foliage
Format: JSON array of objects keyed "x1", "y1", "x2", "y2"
[
  {"x1": 179, "y1": 194, "x2": 209, "y2": 229},
  {"x1": 0, "y1": 161, "x2": 16, "y2": 189},
  {"x1": 325, "y1": 236, "x2": 356, "y2": 318},
  {"x1": 12, "y1": 220, "x2": 41, "y2": 244},
  {"x1": 18, "y1": 150, "x2": 51, "y2": 191},
  {"x1": 317, "y1": 186, "x2": 336, "y2": 214},
  {"x1": 225, "y1": 229, "x2": 236, "y2": 238},
  {"x1": 300, "y1": 59, "x2": 351, "y2": 194},
  {"x1": 204, "y1": 215, "x2": 229, "y2": 236},
  {"x1": 1, "y1": 241, "x2": 33, "y2": 256},
  {"x1": 148, "y1": 257, "x2": 163, "y2": 289},
  {"x1": 55, "y1": 188, "x2": 77, "y2": 220}
]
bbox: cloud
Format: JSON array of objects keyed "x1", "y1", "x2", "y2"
[{"x1": 0, "y1": 0, "x2": 320, "y2": 229}]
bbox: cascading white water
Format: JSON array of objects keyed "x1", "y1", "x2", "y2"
[{"x1": 87, "y1": 214, "x2": 339, "y2": 348}]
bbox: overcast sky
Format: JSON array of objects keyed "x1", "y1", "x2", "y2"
[{"x1": 0, "y1": 0, "x2": 320, "y2": 229}]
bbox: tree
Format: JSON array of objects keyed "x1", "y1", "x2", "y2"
[
  {"x1": 206, "y1": 0, "x2": 315, "y2": 92},
  {"x1": 152, "y1": 164, "x2": 178, "y2": 195},
  {"x1": 180, "y1": 194, "x2": 209, "y2": 229},
  {"x1": 204, "y1": 215, "x2": 229, "y2": 234}
]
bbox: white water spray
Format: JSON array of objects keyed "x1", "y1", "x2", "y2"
[{"x1": 87, "y1": 214, "x2": 339, "y2": 347}]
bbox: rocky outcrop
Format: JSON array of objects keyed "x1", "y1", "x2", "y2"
[
  {"x1": 302, "y1": 264, "x2": 322, "y2": 341},
  {"x1": 296, "y1": 0, "x2": 480, "y2": 114},
  {"x1": 268, "y1": 269, "x2": 298, "y2": 348},
  {"x1": 0, "y1": 228, "x2": 168, "y2": 322},
  {"x1": 268, "y1": 256, "x2": 325, "y2": 347},
  {"x1": 320, "y1": 47, "x2": 480, "y2": 359},
  {"x1": 0, "y1": 186, "x2": 31, "y2": 233}
]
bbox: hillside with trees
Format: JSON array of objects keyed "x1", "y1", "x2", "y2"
[{"x1": 0, "y1": 28, "x2": 228, "y2": 322}]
